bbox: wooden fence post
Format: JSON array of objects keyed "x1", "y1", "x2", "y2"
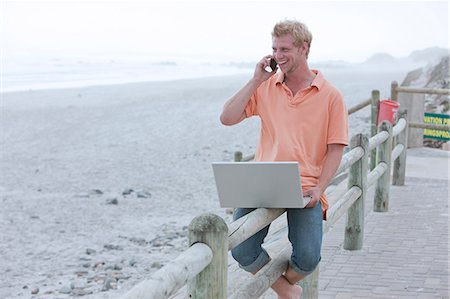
[
  {"x1": 393, "y1": 110, "x2": 408, "y2": 186},
  {"x1": 370, "y1": 90, "x2": 380, "y2": 171},
  {"x1": 299, "y1": 266, "x2": 320, "y2": 298},
  {"x1": 234, "y1": 151, "x2": 243, "y2": 162},
  {"x1": 391, "y1": 81, "x2": 399, "y2": 102},
  {"x1": 188, "y1": 213, "x2": 228, "y2": 299},
  {"x1": 374, "y1": 121, "x2": 393, "y2": 212},
  {"x1": 344, "y1": 134, "x2": 368, "y2": 250}
]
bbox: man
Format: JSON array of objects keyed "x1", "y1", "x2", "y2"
[{"x1": 220, "y1": 20, "x2": 348, "y2": 298}]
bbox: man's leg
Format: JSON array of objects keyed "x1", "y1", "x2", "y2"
[
  {"x1": 231, "y1": 208, "x2": 272, "y2": 273},
  {"x1": 271, "y1": 203, "x2": 323, "y2": 298}
]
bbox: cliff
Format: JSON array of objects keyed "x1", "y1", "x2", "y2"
[
  {"x1": 401, "y1": 55, "x2": 450, "y2": 148},
  {"x1": 401, "y1": 55, "x2": 449, "y2": 114}
]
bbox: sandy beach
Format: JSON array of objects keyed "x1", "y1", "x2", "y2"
[{"x1": 0, "y1": 74, "x2": 375, "y2": 298}]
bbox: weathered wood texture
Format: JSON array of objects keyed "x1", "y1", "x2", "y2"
[
  {"x1": 122, "y1": 243, "x2": 212, "y2": 299},
  {"x1": 396, "y1": 86, "x2": 450, "y2": 95},
  {"x1": 348, "y1": 98, "x2": 371, "y2": 114},
  {"x1": 374, "y1": 121, "x2": 393, "y2": 212},
  {"x1": 393, "y1": 111, "x2": 408, "y2": 186},
  {"x1": 370, "y1": 90, "x2": 380, "y2": 170},
  {"x1": 188, "y1": 213, "x2": 228, "y2": 299},
  {"x1": 345, "y1": 134, "x2": 369, "y2": 250},
  {"x1": 228, "y1": 208, "x2": 285, "y2": 250}
]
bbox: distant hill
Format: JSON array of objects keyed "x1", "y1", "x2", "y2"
[
  {"x1": 407, "y1": 47, "x2": 449, "y2": 64},
  {"x1": 364, "y1": 53, "x2": 398, "y2": 65},
  {"x1": 225, "y1": 47, "x2": 449, "y2": 72},
  {"x1": 359, "y1": 47, "x2": 449, "y2": 69}
]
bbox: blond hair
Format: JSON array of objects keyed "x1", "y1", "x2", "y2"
[{"x1": 272, "y1": 20, "x2": 313, "y2": 58}]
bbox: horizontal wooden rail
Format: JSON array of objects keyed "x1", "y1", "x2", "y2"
[
  {"x1": 409, "y1": 122, "x2": 450, "y2": 131},
  {"x1": 336, "y1": 147, "x2": 364, "y2": 175},
  {"x1": 229, "y1": 247, "x2": 291, "y2": 299},
  {"x1": 348, "y1": 98, "x2": 371, "y2": 115},
  {"x1": 122, "y1": 243, "x2": 212, "y2": 299},
  {"x1": 393, "y1": 118, "x2": 407, "y2": 137},
  {"x1": 392, "y1": 144, "x2": 405, "y2": 162},
  {"x1": 368, "y1": 131, "x2": 390, "y2": 151},
  {"x1": 228, "y1": 208, "x2": 285, "y2": 250},
  {"x1": 125, "y1": 112, "x2": 408, "y2": 299},
  {"x1": 395, "y1": 86, "x2": 450, "y2": 95},
  {"x1": 325, "y1": 186, "x2": 362, "y2": 230},
  {"x1": 367, "y1": 162, "x2": 388, "y2": 188}
]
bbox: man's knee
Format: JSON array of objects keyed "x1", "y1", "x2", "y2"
[
  {"x1": 231, "y1": 246, "x2": 251, "y2": 266},
  {"x1": 290, "y1": 251, "x2": 321, "y2": 276},
  {"x1": 231, "y1": 247, "x2": 271, "y2": 274}
]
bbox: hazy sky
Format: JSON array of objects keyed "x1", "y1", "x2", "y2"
[{"x1": 2, "y1": 0, "x2": 449, "y2": 63}]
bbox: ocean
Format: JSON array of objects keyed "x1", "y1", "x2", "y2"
[{"x1": 1, "y1": 51, "x2": 411, "y2": 108}]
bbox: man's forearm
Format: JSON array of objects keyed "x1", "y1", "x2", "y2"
[
  {"x1": 317, "y1": 144, "x2": 345, "y2": 193},
  {"x1": 220, "y1": 78, "x2": 262, "y2": 126}
]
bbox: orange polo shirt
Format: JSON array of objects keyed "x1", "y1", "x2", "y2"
[{"x1": 245, "y1": 70, "x2": 349, "y2": 217}]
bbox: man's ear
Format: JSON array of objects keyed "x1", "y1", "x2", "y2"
[{"x1": 302, "y1": 41, "x2": 309, "y2": 54}]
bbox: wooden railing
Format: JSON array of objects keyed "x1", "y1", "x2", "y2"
[
  {"x1": 122, "y1": 108, "x2": 409, "y2": 298},
  {"x1": 122, "y1": 82, "x2": 449, "y2": 299}
]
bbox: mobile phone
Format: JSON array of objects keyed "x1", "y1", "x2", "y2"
[
  {"x1": 265, "y1": 58, "x2": 277, "y2": 72},
  {"x1": 269, "y1": 58, "x2": 277, "y2": 71}
]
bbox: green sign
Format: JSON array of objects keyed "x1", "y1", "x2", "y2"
[{"x1": 423, "y1": 112, "x2": 450, "y2": 141}]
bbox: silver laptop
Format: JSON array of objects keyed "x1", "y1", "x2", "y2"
[{"x1": 212, "y1": 161, "x2": 311, "y2": 208}]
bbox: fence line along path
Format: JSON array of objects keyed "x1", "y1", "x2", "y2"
[{"x1": 122, "y1": 82, "x2": 450, "y2": 298}]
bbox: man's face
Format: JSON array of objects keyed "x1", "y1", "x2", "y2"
[{"x1": 272, "y1": 34, "x2": 307, "y2": 74}]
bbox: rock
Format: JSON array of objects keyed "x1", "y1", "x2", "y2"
[
  {"x1": 129, "y1": 259, "x2": 137, "y2": 267},
  {"x1": 129, "y1": 237, "x2": 147, "y2": 246},
  {"x1": 104, "y1": 244, "x2": 123, "y2": 250},
  {"x1": 105, "y1": 264, "x2": 122, "y2": 271},
  {"x1": 72, "y1": 288, "x2": 93, "y2": 296},
  {"x1": 101, "y1": 278, "x2": 115, "y2": 291},
  {"x1": 122, "y1": 188, "x2": 134, "y2": 196},
  {"x1": 151, "y1": 261, "x2": 162, "y2": 269},
  {"x1": 58, "y1": 286, "x2": 72, "y2": 294},
  {"x1": 70, "y1": 280, "x2": 86, "y2": 289},
  {"x1": 94, "y1": 261, "x2": 106, "y2": 269},
  {"x1": 31, "y1": 287, "x2": 39, "y2": 294},
  {"x1": 113, "y1": 274, "x2": 131, "y2": 280},
  {"x1": 86, "y1": 248, "x2": 96, "y2": 255},
  {"x1": 136, "y1": 190, "x2": 152, "y2": 198},
  {"x1": 106, "y1": 198, "x2": 118, "y2": 205},
  {"x1": 113, "y1": 264, "x2": 122, "y2": 270}
]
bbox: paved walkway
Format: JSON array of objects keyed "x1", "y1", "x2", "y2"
[
  {"x1": 318, "y1": 147, "x2": 449, "y2": 298},
  {"x1": 257, "y1": 147, "x2": 449, "y2": 299}
]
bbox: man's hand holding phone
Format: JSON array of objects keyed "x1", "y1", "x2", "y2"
[
  {"x1": 266, "y1": 58, "x2": 278, "y2": 72},
  {"x1": 254, "y1": 56, "x2": 277, "y2": 83}
]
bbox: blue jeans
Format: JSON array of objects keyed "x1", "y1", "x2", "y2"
[{"x1": 231, "y1": 203, "x2": 322, "y2": 276}]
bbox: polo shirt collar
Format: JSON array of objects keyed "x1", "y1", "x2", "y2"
[{"x1": 275, "y1": 69, "x2": 324, "y2": 90}]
